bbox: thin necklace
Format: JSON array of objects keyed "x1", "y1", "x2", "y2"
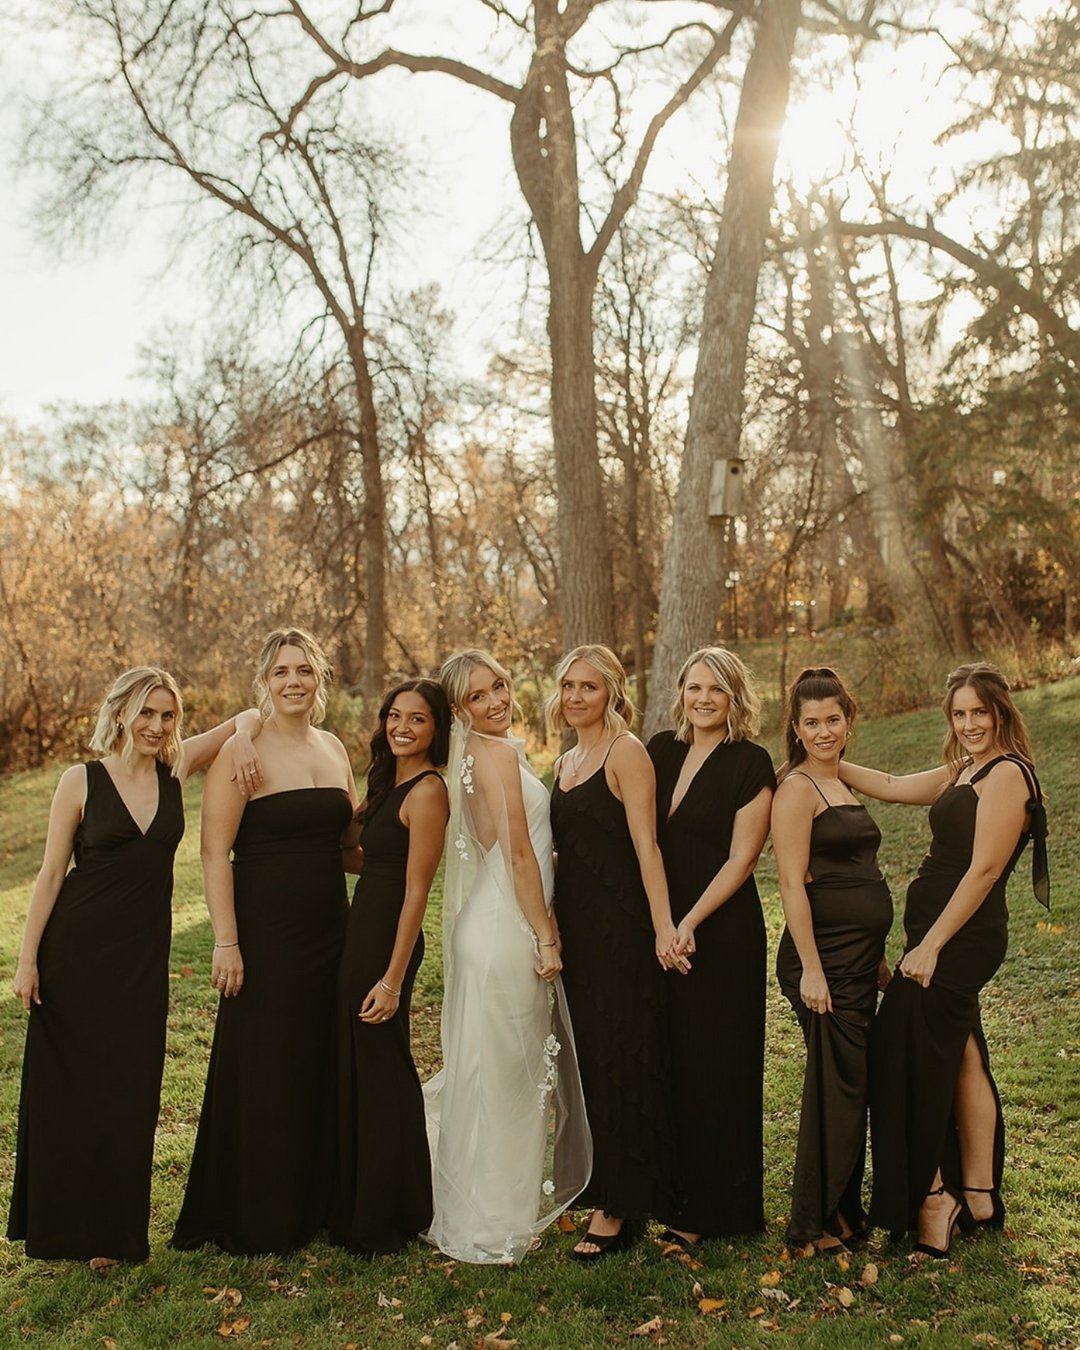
[{"x1": 566, "y1": 737, "x2": 606, "y2": 784}]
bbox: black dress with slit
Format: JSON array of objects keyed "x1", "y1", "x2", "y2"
[
  {"x1": 329, "y1": 770, "x2": 444, "y2": 1254},
  {"x1": 775, "y1": 778, "x2": 893, "y2": 1245},
  {"x1": 868, "y1": 756, "x2": 1037, "y2": 1232},
  {"x1": 7, "y1": 759, "x2": 182, "y2": 1261},
  {"x1": 550, "y1": 752, "x2": 679, "y2": 1222},
  {"x1": 171, "y1": 787, "x2": 350, "y2": 1255},
  {"x1": 649, "y1": 732, "x2": 775, "y2": 1237}
]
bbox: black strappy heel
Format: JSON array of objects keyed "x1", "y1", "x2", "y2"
[
  {"x1": 913, "y1": 1184, "x2": 964, "y2": 1258},
  {"x1": 962, "y1": 1185, "x2": 1005, "y2": 1231}
]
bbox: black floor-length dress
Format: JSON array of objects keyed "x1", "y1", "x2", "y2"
[
  {"x1": 868, "y1": 756, "x2": 1039, "y2": 1232},
  {"x1": 649, "y1": 732, "x2": 776, "y2": 1237},
  {"x1": 8, "y1": 759, "x2": 182, "y2": 1261},
  {"x1": 550, "y1": 756, "x2": 677, "y2": 1221},
  {"x1": 329, "y1": 771, "x2": 442, "y2": 1254},
  {"x1": 171, "y1": 787, "x2": 350, "y2": 1255},
  {"x1": 775, "y1": 782, "x2": 893, "y2": 1245}
]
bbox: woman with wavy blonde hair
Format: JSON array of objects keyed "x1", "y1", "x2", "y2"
[
  {"x1": 647, "y1": 647, "x2": 775, "y2": 1247},
  {"x1": 9, "y1": 667, "x2": 261, "y2": 1268}
]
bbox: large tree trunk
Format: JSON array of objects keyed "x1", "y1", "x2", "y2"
[
  {"x1": 347, "y1": 323, "x2": 388, "y2": 703},
  {"x1": 648, "y1": 0, "x2": 803, "y2": 734}
]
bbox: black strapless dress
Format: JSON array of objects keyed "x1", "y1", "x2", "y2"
[
  {"x1": 172, "y1": 787, "x2": 350, "y2": 1255},
  {"x1": 776, "y1": 791, "x2": 892, "y2": 1245},
  {"x1": 868, "y1": 757, "x2": 1036, "y2": 1231}
]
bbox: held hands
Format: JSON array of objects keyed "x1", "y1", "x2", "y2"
[
  {"x1": 800, "y1": 967, "x2": 833, "y2": 1015},
  {"x1": 231, "y1": 732, "x2": 264, "y2": 797},
  {"x1": 898, "y1": 940, "x2": 939, "y2": 988},
  {"x1": 656, "y1": 920, "x2": 691, "y2": 974},
  {"x1": 211, "y1": 942, "x2": 244, "y2": 997},
  {"x1": 359, "y1": 977, "x2": 400, "y2": 1024},
  {"x1": 13, "y1": 959, "x2": 41, "y2": 1010}
]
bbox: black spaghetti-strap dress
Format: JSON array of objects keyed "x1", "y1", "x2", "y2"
[
  {"x1": 8, "y1": 759, "x2": 182, "y2": 1261},
  {"x1": 171, "y1": 787, "x2": 350, "y2": 1255},
  {"x1": 330, "y1": 771, "x2": 445, "y2": 1254},
  {"x1": 649, "y1": 732, "x2": 775, "y2": 1236},
  {"x1": 868, "y1": 756, "x2": 1037, "y2": 1231},
  {"x1": 550, "y1": 750, "x2": 678, "y2": 1221},
  {"x1": 775, "y1": 778, "x2": 893, "y2": 1245}
]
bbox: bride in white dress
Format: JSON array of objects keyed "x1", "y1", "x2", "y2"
[{"x1": 423, "y1": 649, "x2": 591, "y2": 1263}]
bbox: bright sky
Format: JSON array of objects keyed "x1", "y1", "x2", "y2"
[{"x1": 0, "y1": 4, "x2": 1017, "y2": 427}]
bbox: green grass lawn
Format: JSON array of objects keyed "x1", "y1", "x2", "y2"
[{"x1": 1, "y1": 679, "x2": 1078, "y2": 1348}]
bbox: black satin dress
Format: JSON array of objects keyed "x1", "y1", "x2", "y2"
[
  {"x1": 868, "y1": 756, "x2": 1037, "y2": 1231},
  {"x1": 330, "y1": 771, "x2": 444, "y2": 1254},
  {"x1": 172, "y1": 787, "x2": 350, "y2": 1255},
  {"x1": 775, "y1": 778, "x2": 892, "y2": 1245}
]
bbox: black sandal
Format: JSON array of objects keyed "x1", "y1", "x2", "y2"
[
  {"x1": 571, "y1": 1221, "x2": 633, "y2": 1261},
  {"x1": 656, "y1": 1228, "x2": 700, "y2": 1251},
  {"x1": 912, "y1": 1184, "x2": 964, "y2": 1258},
  {"x1": 962, "y1": 1185, "x2": 1005, "y2": 1231}
]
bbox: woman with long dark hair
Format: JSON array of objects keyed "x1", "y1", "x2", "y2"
[
  {"x1": 773, "y1": 667, "x2": 892, "y2": 1252},
  {"x1": 330, "y1": 679, "x2": 450, "y2": 1255}
]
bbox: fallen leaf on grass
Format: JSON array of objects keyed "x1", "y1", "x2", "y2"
[
  {"x1": 861, "y1": 1263, "x2": 879, "y2": 1286},
  {"x1": 698, "y1": 1298, "x2": 726, "y2": 1315},
  {"x1": 500, "y1": 1312, "x2": 512, "y2": 1325},
  {"x1": 761, "y1": 1289, "x2": 792, "y2": 1305},
  {"x1": 761, "y1": 1270, "x2": 781, "y2": 1287},
  {"x1": 692, "y1": 1281, "x2": 704, "y2": 1298},
  {"x1": 835, "y1": 1254, "x2": 850, "y2": 1272},
  {"x1": 557, "y1": 1214, "x2": 577, "y2": 1232},
  {"x1": 630, "y1": 1316, "x2": 664, "y2": 1337},
  {"x1": 465, "y1": 1312, "x2": 485, "y2": 1329},
  {"x1": 376, "y1": 1292, "x2": 403, "y2": 1308},
  {"x1": 748, "y1": 1306, "x2": 765, "y2": 1318},
  {"x1": 828, "y1": 1284, "x2": 855, "y2": 1308},
  {"x1": 6, "y1": 1300, "x2": 25, "y2": 1312},
  {"x1": 677, "y1": 1251, "x2": 703, "y2": 1270},
  {"x1": 483, "y1": 1336, "x2": 518, "y2": 1348},
  {"x1": 102, "y1": 1339, "x2": 118, "y2": 1348},
  {"x1": 207, "y1": 1288, "x2": 243, "y2": 1307}
]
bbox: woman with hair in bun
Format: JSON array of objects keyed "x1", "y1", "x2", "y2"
[
  {"x1": 773, "y1": 667, "x2": 892, "y2": 1253},
  {"x1": 648, "y1": 647, "x2": 775, "y2": 1246},
  {"x1": 9, "y1": 668, "x2": 262, "y2": 1268},
  {"x1": 330, "y1": 678, "x2": 451, "y2": 1256},
  {"x1": 549, "y1": 644, "x2": 680, "y2": 1259},
  {"x1": 423, "y1": 650, "x2": 589, "y2": 1265},
  {"x1": 839, "y1": 663, "x2": 1046, "y2": 1258},
  {"x1": 173, "y1": 628, "x2": 358, "y2": 1256}
]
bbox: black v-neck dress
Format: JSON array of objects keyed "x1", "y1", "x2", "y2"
[
  {"x1": 8, "y1": 759, "x2": 182, "y2": 1260},
  {"x1": 649, "y1": 732, "x2": 776, "y2": 1236}
]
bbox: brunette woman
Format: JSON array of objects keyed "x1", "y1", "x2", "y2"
[
  {"x1": 172, "y1": 628, "x2": 358, "y2": 1255},
  {"x1": 773, "y1": 668, "x2": 892, "y2": 1252},
  {"x1": 548, "y1": 644, "x2": 681, "y2": 1258},
  {"x1": 648, "y1": 647, "x2": 774, "y2": 1245},
  {"x1": 840, "y1": 663, "x2": 1046, "y2": 1256},
  {"x1": 9, "y1": 668, "x2": 261, "y2": 1267},
  {"x1": 330, "y1": 679, "x2": 451, "y2": 1255}
]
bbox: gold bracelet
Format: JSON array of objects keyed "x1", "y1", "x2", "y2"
[{"x1": 378, "y1": 979, "x2": 401, "y2": 998}]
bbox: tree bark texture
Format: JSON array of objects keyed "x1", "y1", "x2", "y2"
[{"x1": 648, "y1": 0, "x2": 803, "y2": 735}]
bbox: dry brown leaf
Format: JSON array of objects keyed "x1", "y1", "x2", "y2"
[
  {"x1": 779, "y1": 1246, "x2": 791, "y2": 1263},
  {"x1": 761, "y1": 1270, "x2": 781, "y2": 1287},
  {"x1": 691, "y1": 1281, "x2": 704, "y2": 1299},
  {"x1": 861, "y1": 1262, "x2": 879, "y2": 1286},
  {"x1": 698, "y1": 1298, "x2": 726, "y2": 1314},
  {"x1": 888, "y1": 1337, "x2": 903, "y2": 1344},
  {"x1": 557, "y1": 1213, "x2": 577, "y2": 1232},
  {"x1": 677, "y1": 1252, "x2": 703, "y2": 1270},
  {"x1": 833, "y1": 1286, "x2": 855, "y2": 1308},
  {"x1": 217, "y1": 1323, "x2": 234, "y2": 1338},
  {"x1": 835, "y1": 1254, "x2": 851, "y2": 1272},
  {"x1": 484, "y1": 1336, "x2": 518, "y2": 1349},
  {"x1": 420, "y1": 1339, "x2": 433, "y2": 1347},
  {"x1": 102, "y1": 1340, "x2": 118, "y2": 1349},
  {"x1": 748, "y1": 1306, "x2": 765, "y2": 1318},
  {"x1": 500, "y1": 1312, "x2": 512, "y2": 1325},
  {"x1": 630, "y1": 1316, "x2": 664, "y2": 1337},
  {"x1": 466, "y1": 1312, "x2": 485, "y2": 1329},
  {"x1": 233, "y1": 1318, "x2": 251, "y2": 1333}
]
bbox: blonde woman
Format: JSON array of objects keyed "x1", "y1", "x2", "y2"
[
  {"x1": 172, "y1": 629, "x2": 358, "y2": 1255},
  {"x1": 548, "y1": 644, "x2": 680, "y2": 1258},
  {"x1": 8, "y1": 668, "x2": 261, "y2": 1268},
  {"x1": 648, "y1": 647, "x2": 775, "y2": 1246},
  {"x1": 423, "y1": 649, "x2": 590, "y2": 1264}
]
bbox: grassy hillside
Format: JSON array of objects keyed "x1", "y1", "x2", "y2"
[{"x1": 0, "y1": 679, "x2": 1077, "y2": 1348}]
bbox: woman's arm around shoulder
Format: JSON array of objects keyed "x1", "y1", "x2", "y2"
[
  {"x1": 181, "y1": 707, "x2": 264, "y2": 788},
  {"x1": 837, "y1": 758, "x2": 950, "y2": 805},
  {"x1": 12, "y1": 765, "x2": 87, "y2": 1009}
]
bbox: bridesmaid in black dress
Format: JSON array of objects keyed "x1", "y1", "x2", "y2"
[
  {"x1": 330, "y1": 679, "x2": 450, "y2": 1255},
  {"x1": 548, "y1": 644, "x2": 681, "y2": 1259},
  {"x1": 772, "y1": 668, "x2": 892, "y2": 1252},
  {"x1": 648, "y1": 647, "x2": 774, "y2": 1245},
  {"x1": 9, "y1": 667, "x2": 261, "y2": 1268},
  {"x1": 172, "y1": 628, "x2": 357, "y2": 1255},
  {"x1": 839, "y1": 663, "x2": 1046, "y2": 1257}
]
